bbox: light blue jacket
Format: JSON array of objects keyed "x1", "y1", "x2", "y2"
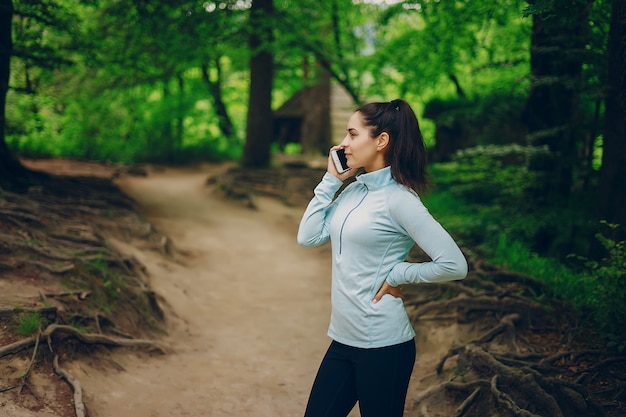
[{"x1": 297, "y1": 167, "x2": 468, "y2": 348}]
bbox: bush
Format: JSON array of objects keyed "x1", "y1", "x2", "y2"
[
  {"x1": 570, "y1": 222, "x2": 626, "y2": 351},
  {"x1": 426, "y1": 158, "x2": 625, "y2": 350}
]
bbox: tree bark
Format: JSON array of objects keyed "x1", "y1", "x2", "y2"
[
  {"x1": 241, "y1": 0, "x2": 274, "y2": 168},
  {"x1": 0, "y1": 0, "x2": 37, "y2": 190},
  {"x1": 0, "y1": 0, "x2": 18, "y2": 172},
  {"x1": 201, "y1": 59, "x2": 235, "y2": 141},
  {"x1": 521, "y1": 0, "x2": 592, "y2": 199},
  {"x1": 598, "y1": 0, "x2": 626, "y2": 240}
]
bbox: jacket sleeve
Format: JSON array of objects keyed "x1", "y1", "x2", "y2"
[
  {"x1": 386, "y1": 189, "x2": 468, "y2": 286},
  {"x1": 297, "y1": 173, "x2": 344, "y2": 247}
]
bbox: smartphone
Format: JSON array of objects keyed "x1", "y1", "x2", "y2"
[{"x1": 331, "y1": 148, "x2": 350, "y2": 173}]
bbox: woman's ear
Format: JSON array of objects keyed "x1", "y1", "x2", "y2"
[{"x1": 377, "y1": 132, "x2": 390, "y2": 151}]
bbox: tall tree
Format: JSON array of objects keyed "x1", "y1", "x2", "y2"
[
  {"x1": 0, "y1": 0, "x2": 15, "y2": 167},
  {"x1": 241, "y1": 0, "x2": 274, "y2": 168},
  {"x1": 521, "y1": 0, "x2": 593, "y2": 199},
  {"x1": 201, "y1": 59, "x2": 235, "y2": 140},
  {"x1": 0, "y1": 0, "x2": 36, "y2": 190},
  {"x1": 598, "y1": 0, "x2": 626, "y2": 239},
  {"x1": 1, "y1": 0, "x2": 88, "y2": 187}
]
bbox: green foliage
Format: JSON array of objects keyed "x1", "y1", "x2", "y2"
[
  {"x1": 432, "y1": 153, "x2": 597, "y2": 258},
  {"x1": 15, "y1": 311, "x2": 42, "y2": 336},
  {"x1": 434, "y1": 145, "x2": 545, "y2": 204},
  {"x1": 82, "y1": 257, "x2": 125, "y2": 304},
  {"x1": 490, "y1": 234, "x2": 590, "y2": 303},
  {"x1": 496, "y1": 220, "x2": 626, "y2": 352},
  {"x1": 7, "y1": 0, "x2": 254, "y2": 163},
  {"x1": 366, "y1": 0, "x2": 531, "y2": 100},
  {"x1": 427, "y1": 154, "x2": 625, "y2": 350},
  {"x1": 66, "y1": 257, "x2": 162, "y2": 332},
  {"x1": 569, "y1": 222, "x2": 626, "y2": 351},
  {"x1": 6, "y1": 0, "x2": 538, "y2": 165}
]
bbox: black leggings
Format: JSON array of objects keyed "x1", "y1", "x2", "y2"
[{"x1": 303, "y1": 339, "x2": 416, "y2": 417}]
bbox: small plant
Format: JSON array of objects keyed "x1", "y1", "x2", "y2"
[
  {"x1": 571, "y1": 222, "x2": 626, "y2": 351},
  {"x1": 15, "y1": 312, "x2": 42, "y2": 336}
]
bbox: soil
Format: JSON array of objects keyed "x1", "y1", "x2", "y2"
[{"x1": 1, "y1": 158, "x2": 625, "y2": 417}]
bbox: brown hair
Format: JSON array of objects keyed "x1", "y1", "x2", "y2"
[{"x1": 355, "y1": 99, "x2": 430, "y2": 194}]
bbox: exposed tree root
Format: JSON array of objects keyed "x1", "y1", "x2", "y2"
[
  {"x1": 53, "y1": 354, "x2": 86, "y2": 417},
  {"x1": 0, "y1": 324, "x2": 165, "y2": 359},
  {"x1": 0, "y1": 319, "x2": 165, "y2": 415},
  {"x1": 209, "y1": 162, "x2": 626, "y2": 416},
  {"x1": 1, "y1": 172, "x2": 172, "y2": 416},
  {"x1": 404, "y1": 265, "x2": 616, "y2": 417}
]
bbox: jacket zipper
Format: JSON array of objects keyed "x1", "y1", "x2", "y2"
[{"x1": 338, "y1": 187, "x2": 368, "y2": 255}]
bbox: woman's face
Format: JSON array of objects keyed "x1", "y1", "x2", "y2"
[{"x1": 339, "y1": 112, "x2": 383, "y2": 172}]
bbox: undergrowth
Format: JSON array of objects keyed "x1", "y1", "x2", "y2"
[
  {"x1": 426, "y1": 151, "x2": 626, "y2": 351},
  {"x1": 14, "y1": 311, "x2": 43, "y2": 336}
]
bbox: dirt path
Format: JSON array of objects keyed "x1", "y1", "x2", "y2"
[
  {"x1": 52, "y1": 164, "x2": 464, "y2": 417},
  {"x1": 60, "y1": 164, "x2": 345, "y2": 417}
]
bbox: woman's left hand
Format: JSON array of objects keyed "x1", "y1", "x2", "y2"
[{"x1": 372, "y1": 281, "x2": 404, "y2": 304}]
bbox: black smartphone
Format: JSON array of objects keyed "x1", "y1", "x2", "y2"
[{"x1": 331, "y1": 148, "x2": 350, "y2": 173}]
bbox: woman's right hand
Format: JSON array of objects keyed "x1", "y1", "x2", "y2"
[{"x1": 327, "y1": 146, "x2": 357, "y2": 180}]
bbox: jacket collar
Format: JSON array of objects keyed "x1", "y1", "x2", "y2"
[{"x1": 356, "y1": 166, "x2": 394, "y2": 190}]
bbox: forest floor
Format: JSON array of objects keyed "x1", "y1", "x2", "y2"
[{"x1": 0, "y1": 158, "x2": 625, "y2": 417}]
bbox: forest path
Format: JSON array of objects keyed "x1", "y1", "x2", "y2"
[
  {"x1": 66, "y1": 164, "x2": 454, "y2": 417},
  {"x1": 67, "y1": 164, "x2": 339, "y2": 417}
]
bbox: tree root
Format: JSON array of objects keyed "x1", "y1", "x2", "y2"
[
  {"x1": 0, "y1": 167, "x2": 176, "y2": 416},
  {"x1": 416, "y1": 342, "x2": 607, "y2": 417},
  {"x1": 0, "y1": 324, "x2": 164, "y2": 359},
  {"x1": 52, "y1": 354, "x2": 86, "y2": 417},
  {"x1": 404, "y1": 260, "x2": 618, "y2": 417},
  {"x1": 1, "y1": 323, "x2": 165, "y2": 416},
  {"x1": 18, "y1": 332, "x2": 41, "y2": 394}
]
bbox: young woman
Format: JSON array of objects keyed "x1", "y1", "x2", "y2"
[{"x1": 297, "y1": 99, "x2": 468, "y2": 417}]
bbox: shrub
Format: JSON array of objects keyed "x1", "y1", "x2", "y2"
[{"x1": 571, "y1": 222, "x2": 626, "y2": 351}]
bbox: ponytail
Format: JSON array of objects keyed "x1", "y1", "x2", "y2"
[{"x1": 355, "y1": 99, "x2": 430, "y2": 194}]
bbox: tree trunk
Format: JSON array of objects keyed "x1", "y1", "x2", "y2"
[
  {"x1": 0, "y1": 0, "x2": 33, "y2": 191},
  {"x1": 521, "y1": 0, "x2": 592, "y2": 199},
  {"x1": 241, "y1": 0, "x2": 274, "y2": 168},
  {"x1": 175, "y1": 73, "x2": 184, "y2": 151},
  {"x1": 160, "y1": 80, "x2": 174, "y2": 161},
  {"x1": 201, "y1": 59, "x2": 235, "y2": 141},
  {"x1": 598, "y1": 0, "x2": 626, "y2": 240},
  {"x1": 0, "y1": 0, "x2": 14, "y2": 165}
]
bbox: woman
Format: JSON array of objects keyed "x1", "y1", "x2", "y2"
[{"x1": 297, "y1": 99, "x2": 468, "y2": 417}]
